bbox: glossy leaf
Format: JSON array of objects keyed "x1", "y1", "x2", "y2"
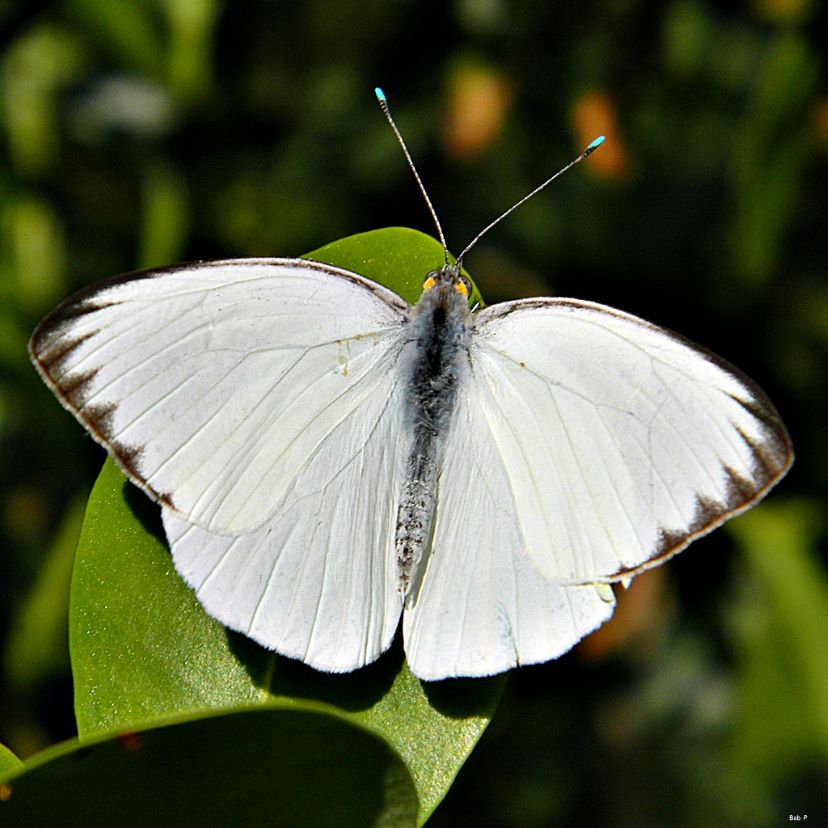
[
  {"x1": 0, "y1": 707, "x2": 417, "y2": 827},
  {"x1": 0, "y1": 743, "x2": 22, "y2": 779}
]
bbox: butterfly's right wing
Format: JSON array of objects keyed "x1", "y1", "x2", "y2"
[{"x1": 31, "y1": 258, "x2": 413, "y2": 672}]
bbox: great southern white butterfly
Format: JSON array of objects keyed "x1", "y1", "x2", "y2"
[{"x1": 30, "y1": 90, "x2": 792, "y2": 681}]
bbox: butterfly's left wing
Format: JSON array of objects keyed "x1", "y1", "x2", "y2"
[
  {"x1": 404, "y1": 296, "x2": 791, "y2": 680},
  {"x1": 464, "y1": 297, "x2": 792, "y2": 585}
]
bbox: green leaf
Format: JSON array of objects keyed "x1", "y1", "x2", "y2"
[
  {"x1": 305, "y1": 227, "x2": 484, "y2": 306},
  {"x1": 0, "y1": 743, "x2": 22, "y2": 779},
  {"x1": 0, "y1": 707, "x2": 417, "y2": 827},
  {"x1": 70, "y1": 457, "x2": 269, "y2": 723},
  {"x1": 69, "y1": 227, "x2": 503, "y2": 824}
]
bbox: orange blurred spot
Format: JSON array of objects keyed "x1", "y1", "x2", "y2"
[
  {"x1": 117, "y1": 732, "x2": 142, "y2": 753},
  {"x1": 572, "y1": 91, "x2": 631, "y2": 180},
  {"x1": 443, "y1": 65, "x2": 512, "y2": 161},
  {"x1": 578, "y1": 568, "x2": 670, "y2": 660},
  {"x1": 0, "y1": 784, "x2": 12, "y2": 801},
  {"x1": 752, "y1": 0, "x2": 809, "y2": 25},
  {"x1": 4, "y1": 485, "x2": 50, "y2": 547}
]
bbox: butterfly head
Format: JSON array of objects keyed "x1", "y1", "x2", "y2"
[{"x1": 422, "y1": 263, "x2": 472, "y2": 303}]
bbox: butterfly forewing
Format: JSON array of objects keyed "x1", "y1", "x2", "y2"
[
  {"x1": 30, "y1": 259, "x2": 410, "y2": 534},
  {"x1": 467, "y1": 297, "x2": 793, "y2": 585}
]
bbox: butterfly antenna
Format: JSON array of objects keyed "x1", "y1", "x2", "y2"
[
  {"x1": 375, "y1": 88, "x2": 450, "y2": 268},
  {"x1": 455, "y1": 135, "x2": 605, "y2": 267}
]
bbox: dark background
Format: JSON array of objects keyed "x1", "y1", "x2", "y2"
[{"x1": 1, "y1": 1, "x2": 826, "y2": 825}]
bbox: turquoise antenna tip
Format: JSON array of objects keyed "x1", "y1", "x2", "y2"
[
  {"x1": 586, "y1": 135, "x2": 605, "y2": 153},
  {"x1": 374, "y1": 87, "x2": 386, "y2": 103}
]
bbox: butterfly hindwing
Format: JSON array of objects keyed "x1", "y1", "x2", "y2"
[
  {"x1": 162, "y1": 362, "x2": 407, "y2": 672},
  {"x1": 404, "y1": 381, "x2": 615, "y2": 680}
]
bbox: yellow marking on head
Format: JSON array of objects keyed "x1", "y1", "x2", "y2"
[
  {"x1": 454, "y1": 280, "x2": 469, "y2": 298},
  {"x1": 423, "y1": 275, "x2": 438, "y2": 292}
]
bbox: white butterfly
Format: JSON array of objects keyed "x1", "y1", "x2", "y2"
[{"x1": 29, "y1": 93, "x2": 792, "y2": 681}]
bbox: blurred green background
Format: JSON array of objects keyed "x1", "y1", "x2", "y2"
[{"x1": 1, "y1": 0, "x2": 826, "y2": 825}]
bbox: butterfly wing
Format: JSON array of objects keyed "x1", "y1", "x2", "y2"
[
  {"x1": 462, "y1": 297, "x2": 792, "y2": 585},
  {"x1": 403, "y1": 383, "x2": 616, "y2": 680},
  {"x1": 30, "y1": 259, "x2": 410, "y2": 534}
]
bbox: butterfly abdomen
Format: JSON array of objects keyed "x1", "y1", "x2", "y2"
[{"x1": 395, "y1": 285, "x2": 469, "y2": 597}]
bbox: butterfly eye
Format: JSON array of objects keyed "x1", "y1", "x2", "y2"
[
  {"x1": 454, "y1": 275, "x2": 472, "y2": 299},
  {"x1": 422, "y1": 271, "x2": 440, "y2": 292}
]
